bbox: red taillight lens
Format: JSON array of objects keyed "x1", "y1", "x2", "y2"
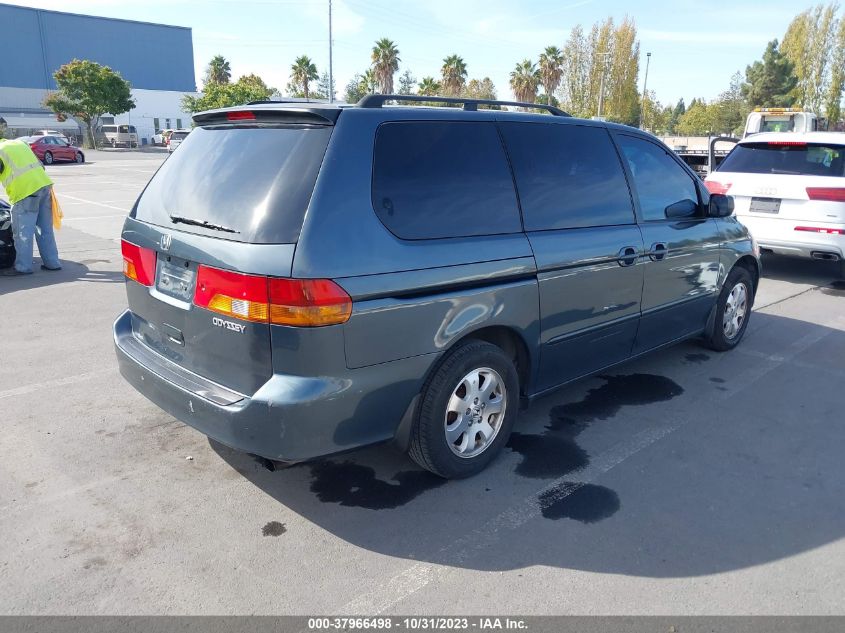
[
  {"x1": 193, "y1": 266, "x2": 352, "y2": 327},
  {"x1": 806, "y1": 187, "x2": 845, "y2": 202},
  {"x1": 794, "y1": 226, "x2": 845, "y2": 235},
  {"x1": 227, "y1": 111, "x2": 256, "y2": 121},
  {"x1": 269, "y1": 278, "x2": 353, "y2": 327},
  {"x1": 121, "y1": 239, "x2": 156, "y2": 286},
  {"x1": 194, "y1": 266, "x2": 270, "y2": 322},
  {"x1": 705, "y1": 180, "x2": 732, "y2": 195}
]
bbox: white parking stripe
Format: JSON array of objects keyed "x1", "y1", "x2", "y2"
[
  {"x1": 0, "y1": 369, "x2": 115, "y2": 400},
  {"x1": 59, "y1": 194, "x2": 128, "y2": 212}
]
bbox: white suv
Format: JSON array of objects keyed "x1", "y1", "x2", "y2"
[{"x1": 706, "y1": 132, "x2": 845, "y2": 279}]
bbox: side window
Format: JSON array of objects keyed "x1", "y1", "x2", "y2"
[
  {"x1": 372, "y1": 121, "x2": 521, "y2": 240},
  {"x1": 500, "y1": 122, "x2": 635, "y2": 230},
  {"x1": 617, "y1": 135, "x2": 700, "y2": 222}
]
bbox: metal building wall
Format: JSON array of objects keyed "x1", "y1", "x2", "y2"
[{"x1": 0, "y1": 3, "x2": 195, "y2": 92}]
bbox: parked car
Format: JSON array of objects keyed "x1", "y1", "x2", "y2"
[
  {"x1": 115, "y1": 96, "x2": 760, "y2": 479},
  {"x1": 167, "y1": 129, "x2": 190, "y2": 153},
  {"x1": 100, "y1": 124, "x2": 138, "y2": 148},
  {"x1": 706, "y1": 132, "x2": 845, "y2": 279},
  {"x1": 0, "y1": 199, "x2": 14, "y2": 269},
  {"x1": 22, "y1": 135, "x2": 85, "y2": 165},
  {"x1": 153, "y1": 129, "x2": 174, "y2": 146}
]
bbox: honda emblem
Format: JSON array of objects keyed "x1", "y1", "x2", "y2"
[{"x1": 160, "y1": 234, "x2": 172, "y2": 251}]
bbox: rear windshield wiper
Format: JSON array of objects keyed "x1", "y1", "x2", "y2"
[{"x1": 169, "y1": 215, "x2": 240, "y2": 234}]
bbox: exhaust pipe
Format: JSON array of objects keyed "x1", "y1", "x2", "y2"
[{"x1": 811, "y1": 251, "x2": 841, "y2": 261}]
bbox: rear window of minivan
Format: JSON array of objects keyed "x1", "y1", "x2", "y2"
[
  {"x1": 133, "y1": 124, "x2": 332, "y2": 243},
  {"x1": 372, "y1": 121, "x2": 521, "y2": 240},
  {"x1": 719, "y1": 142, "x2": 845, "y2": 177}
]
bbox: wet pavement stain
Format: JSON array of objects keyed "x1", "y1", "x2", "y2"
[
  {"x1": 308, "y1": 461, "x2": 447, "y2": 509},
  {"x1": 539, "y1": 483, "x2": 621, "y2": 523},
  {"x1": 710, "y1": 377, "x2": 726, "y2": 384},
  {"x1": 507, "y1": 432, "x2": 588, "y2": 479},
  {"x1": 261, "y1": 521, "x2": 287, "y2": 537},
  {"x1": 684, "y1": 353, "x2": 711, "y2": 364},
  {"x1": 509, "y1": 374, "x2": 683, "y2": 522},
  {"x1": 547, "y1": 374, "x2": 685, "y2": 432}
]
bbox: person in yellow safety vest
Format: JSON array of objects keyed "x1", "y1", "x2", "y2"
[{"x1": 0, "y1": 133, "x2": 61, "y2": 276}]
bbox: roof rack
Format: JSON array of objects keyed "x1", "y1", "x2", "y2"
[{"x1": 357, "y1": 94, "x2": 571, "y2": 117}]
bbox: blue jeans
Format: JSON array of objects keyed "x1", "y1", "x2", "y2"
[{"x1": 10, "y1": 186, "x2": 61, "y2": 273}]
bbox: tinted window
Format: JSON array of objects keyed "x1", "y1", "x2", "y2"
[
  {"x1": 171, "y1": 132, "x2": 189, "y2": 140},
  {"x1": 617, "y1": 135, "x2": 700, "y2": 222},
  {"x1": 102, "y1": 126, "x2": 117, "y2": 133},
  {"x1": 500, "y1": 122, "x2": 634, "y2": 230},
  {"x1": 372, "y1": 121, "x2": 521, "y2": 240},
  {"x1": 134, "y1": 125, "x2": 332, "y2": 244},
  {"x1": 719, "y1": 142, "x2": 845, "y2": 177}
]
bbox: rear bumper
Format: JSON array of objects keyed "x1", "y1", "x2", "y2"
[
  {"x1": 737, "y1": 215, "x2": 844, "y2": 260},
  {"x1": 755, "y1": 238, "x2": 843, "y2": 259},
  {"x1": 113, "y1": 310, "x2": 432, "y2": 461}
]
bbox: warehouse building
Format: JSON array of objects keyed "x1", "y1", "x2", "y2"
[{"x1": 0, "y1": 3, "x2": 196, "y2": 145}]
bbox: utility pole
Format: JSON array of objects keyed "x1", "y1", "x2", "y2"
[
  {"x1": 596, "y1": 51, "x2": 611, "y2": 120},
  {"x1": 328, "y1": 0, "x2": 334, "y2": 103},
  {"x1": 640, "y1": 52, "x2": 652, "y2": 130}
]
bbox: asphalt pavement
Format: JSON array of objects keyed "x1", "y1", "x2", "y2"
[{"x1": 1, "y1": 151, "x2": 843, "y2": 615}]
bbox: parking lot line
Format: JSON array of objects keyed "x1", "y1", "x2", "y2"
[
  {"x1": 59, "y1": 194, "x2": 128, "y2": 212},
  {"x1": 0, "y1": 369, "x2": 115, "y2": 401}
]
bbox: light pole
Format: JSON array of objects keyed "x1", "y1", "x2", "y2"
[
  {"x1": 640, "y1": 52, "x2": 652, "y2": 130},
  {"x1": 596, "y1": 51, "x2": 611, "y2": 120},
  {"x1": 328, "y1": 0, "x2": 334, "y2": 103}
]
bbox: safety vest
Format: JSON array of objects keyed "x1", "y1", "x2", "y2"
[{"x1": 0, "y1": 139, "x2": 53, "y2": 204}]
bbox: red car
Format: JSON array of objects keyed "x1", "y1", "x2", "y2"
[{"x1": 20, "y1": 135, "x2": 85, "y2": 165}]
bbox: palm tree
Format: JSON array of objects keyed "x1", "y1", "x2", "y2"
[
  {"x1": 418, "y1": 77, "x2": 441, "y2": 96},
  {"x1": 290, "y1": 55, "x2": 319, "y2": 100},
  {"x1": 361, "y1": 69, "x2": 379, "y2": 95},
  {"x1": 441, "y1": 54, "x2": 468, "y2": 96},
  {"x1": 510, "y1": 59, "x2": 540, "y2": 105},
  {"x1": 538, "y1": 46, "x2": 564, "y2": 103},
  {"x1": 205, "y1": 55, "x2": 231, "y2": 85},
  {"x1": 371, "y1": 38, "x2": 400, "y2": 94}
]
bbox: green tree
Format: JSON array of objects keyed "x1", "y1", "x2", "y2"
[
  {"x1": 560, "y1": 24, "x2": 590, "y2": 117},
  {"x1": 676, "y1": 99, "x2": 715, "y2": 135},
  {"x1": 441, "y1": 55, "x2": 468, "y2": 96},
  {"x1": 742, "y1": 39, "x2": 798, "y2": 108},
  {"x1": 314, "y1": 72, "x2": 336, "y2": 101},
  {"x1": 371, "y1": 38, "x2": 400, "y2": 94},
  {"x1": 43, "y1": 59, "x2": 134, "y2": 149},
  {"x1": 827, "y1": 16, "x2": 845, "y2": 123},
  {"x1": 712, "y1": 71, "x2": 748, "y2": 134},
  {"x1": 781, "y1": 4, "x2": 838, "y2": 112},
  {"x1": 204, "y1": 55, "x2": 231, "y2": 86},
  {"x1": 667, "y1": 98, "x2": 686, "y2": 133},
  {"x1": 418, "y1": 76, "x2": 441, "y2": 96},
  {"x1": 538, "y1": 46, "x2": 564, "y2": 103},
  {"x1": 463, "y1": 77, "x2": 497, "y2": 101},
  {"x1": 182, "y1": 74, "x2": 274, "y2": 113},
  {"x1": 510, "y1": 59, "x2": 540, "y2": 104},
  {"x1": 289, "y1": 55, "x2": 319, "y2": 100},
  {"x1": 398, "y1": 69, "x2": 416, "y2": 95}
]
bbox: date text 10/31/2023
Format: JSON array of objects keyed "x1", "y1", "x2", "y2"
[{"x1": 307, "y1": 617, "x2": 528, "y2": 631}]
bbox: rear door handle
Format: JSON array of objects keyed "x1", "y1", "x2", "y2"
[
  {"x1": 616, "y1": 246, "x2": 639, "y2": 267},
  {"x1": 649, "y1": 242, "x2": 668, "y2": 262}
]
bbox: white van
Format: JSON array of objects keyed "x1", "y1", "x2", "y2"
[{"x1": 100, "y1": 124, "x2": 138, "y2": 148}]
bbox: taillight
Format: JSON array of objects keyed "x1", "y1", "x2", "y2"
[
  {"x1": 806, "y1": 187, "x2": 845, "y2": 202},
  {"x1": 794, "y1": 226, "x2": 845, "y2": 235},
  {"x1": 268, "y1": 278, "x2": 353, "y2": 327},
  {"x1": 227, "y1": 111, "x2": 256, "y2": 121},
  {"x1": 121, "y1": 239, "x2": 156, "y2": 286},
  {"x1": 768, "y1": 141, "x2": 806, "y2": 146},
  {"x1": 194, "y1": 266, "x2": 270, "y2": 322},
  {"x1": 193, "y1": 266, "x2": 352, "y2": 327},
  {"x1": 705, "y1": 181, "x2": 732, "y2": 195}
]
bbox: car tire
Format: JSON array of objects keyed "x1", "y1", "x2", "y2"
[
  {"x1": 75, "y1": 152, "x2": 84, "y2": 164},
  {"x1": 409, "y1": 339, "x2": 519, "y2": 479},
  {"x1": 43, "y1": 151, "x2": 53, "y2": 165},
  {"x1": 703, "y1": 266, "x2": 754, "y2": 352}
]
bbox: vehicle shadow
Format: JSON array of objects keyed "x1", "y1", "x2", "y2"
[
  {"x1": 210, "y1": 311, "x2": 845, "y2": 579},
  {"x1": 0, "y1": 259, "x2": 123, "y2": 295},
  {"x1": 760, "y1": 252, "x2": 840, "y2": 284}
]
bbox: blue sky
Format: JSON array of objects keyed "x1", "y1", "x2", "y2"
[{"x1": 17, "y1": 0, "x2": 821, "y2": 105}]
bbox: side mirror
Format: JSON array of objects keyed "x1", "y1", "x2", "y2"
[
  {"x1": 665, "y1": 198, "x2": 698, "y2": 219},
  {"x1": 709, "y1": 194, "x2": 735, "y2": 218}
]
